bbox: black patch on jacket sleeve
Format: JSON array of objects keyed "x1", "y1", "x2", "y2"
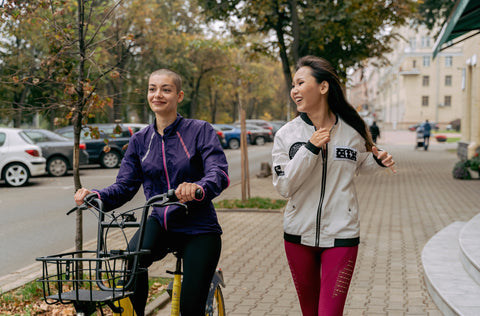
[
  {"x1": 289, "y1": 142, "x2": 307, "y2": 159},
  {"x1": 274, "y1": 165, "x2": 285, "y2": 176}
]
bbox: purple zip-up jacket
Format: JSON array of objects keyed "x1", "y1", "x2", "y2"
[{"x1": 94, "y1": 114, "x2": 229, "y2": 234}]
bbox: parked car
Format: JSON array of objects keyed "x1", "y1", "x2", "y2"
[
  {"x1": 211, "y1": 125, "x2": 227, "y2": 149},
  {"x1": 408, "y1": 122, "x2": 439, "y2": 132},
  {"x1": 212, "y1": 124, "x2": 244, "y2": 150},
  {"x1": 55, "y1": 123, "x2": 148, "y2": 168},
  {"x1": 270, "y1": 120, "x2": 287, "y2": 135},
  {"x1": 23, "y1": 129, "x2": 89, "y2": 177},
  {"x1": 234, "y1": 119, "x2": 275, "y2": 136},
  {"x1": 235, "y1": 124, "x2": 273, "y2": 145},
  {"x1": 446, "y1": 118, "x2": 461, "y2": 131},
  {"x1": 0, "y1": 127, "x2": 46, "y2": 186}
]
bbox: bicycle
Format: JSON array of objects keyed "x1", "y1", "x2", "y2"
[
  {"x1": 165, "y1": 249, "x2": 225, "y2": 316},
  {"x1": 36, "y1": 189, "x2": 226, "y2": 315}
]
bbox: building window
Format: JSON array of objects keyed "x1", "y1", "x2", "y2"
[
  {"x1": 423, "y1": 56, "x2": 430, "y2": 67},
  {"x1": 412, "y1": 60, "x2": 416, "y2": 68},
  {"x1": 445, "y1": 56, "x2": 453, "y2": 67},
  {"x1": 445, "y1": 75, "x2": 452, "y2": 86},
  {"x1": 422, "y1": 96, "x2": 429, "y2": 106},
  {"x1": 444, "y1": 96, "x2": 451, "y2": 106},
  {"x1": 422, "y1": 76, "x2": 430, "y2": 86},
  {"x1": 421, "y1": 36, "x2": 430, "y2": 48},
  {"x1": 409, "y1": 37, "x2": 416, "y2": 50}
]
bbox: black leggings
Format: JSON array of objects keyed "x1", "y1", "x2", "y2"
[{"x1": 127, "y1": 217, "x2": 221, "y2": 316}]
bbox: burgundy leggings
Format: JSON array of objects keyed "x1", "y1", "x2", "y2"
[{"x1": 284, "y1": 241, "x2": 358, "y2": 316}]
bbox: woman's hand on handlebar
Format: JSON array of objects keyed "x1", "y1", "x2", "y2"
[
  {"x1": 74, "y1": 188, "x2": 93, "y2": 206},
  {"x1": 175, "y1": 182, "x2": 203, "y2": 204}
]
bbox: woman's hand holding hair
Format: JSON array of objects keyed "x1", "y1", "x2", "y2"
[{"x1": 372, "y1": 146, "x2": 396, "y2": 173}]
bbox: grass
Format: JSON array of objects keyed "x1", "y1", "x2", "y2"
[
  {"x1": 0, "y1": 276, "x2": 171, "y2": 315},
  {"x1": 432, "y1": 131, "x2": 461, "y2": 143},
  {"x1": 214, "y1": 197, "x2": 287, "y2": 209},
  {"x1": 446, "y1": 137, "x2": 461, "y2": 143}
]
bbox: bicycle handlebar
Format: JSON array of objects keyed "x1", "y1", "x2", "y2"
[{"x1": 67, "y1": 188, "x2": 203, "y2": 215}]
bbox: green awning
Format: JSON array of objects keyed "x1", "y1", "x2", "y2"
[{"x1": 432, "y1": 0, "x2": 480, "y2": 59}]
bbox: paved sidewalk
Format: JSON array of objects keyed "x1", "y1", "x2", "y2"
[
  {"x1": 154, "y1": 130, "x2": 480, "y2": 315},
  {"x1": 2, "y1": 130, "x2": 478, "y2": 316}
]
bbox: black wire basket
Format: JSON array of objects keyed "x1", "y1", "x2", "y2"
[{"x1": 37, "y1": 250, "x2": 146, "y2": 305}]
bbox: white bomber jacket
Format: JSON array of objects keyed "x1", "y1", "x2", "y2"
[{"x1": 272, "y1": 113, "x2": 386, "y2": 248}]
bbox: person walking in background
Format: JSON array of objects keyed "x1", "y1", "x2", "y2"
[
  {"x1": 272, "y1": 55, "x2": 395, "y2": 316},
  {"x1": 74, "y1": 69, "x2": 229, "y2": 316},
  {"x1": 369, "y1": 121, "x2": 380, "y2": 143},
  {"x1": 422, "y1": 119, "x2": 432, "y2": 150}
]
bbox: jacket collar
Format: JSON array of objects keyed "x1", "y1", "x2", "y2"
[
  {"x1": 300, "y1": 112, "x2": 338, "y2": 129},
  {"x1": 300, "y1": 112, "x2": 313, "y2": 126},
  {"x1": 154, "y1": 113, "x2": 184, "y2": 136}
]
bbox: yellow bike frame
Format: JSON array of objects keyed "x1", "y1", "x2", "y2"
[
  {"x1": 170, "y1": 273, "x2": 182, "y2": 316},
  {"x1": 113, "y1": 286, "x2": 136, "y2": 316}
]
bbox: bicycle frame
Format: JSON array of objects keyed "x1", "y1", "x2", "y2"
[
  {"x1": 166, "y1": 253, "x2": 226, "y2": 316},
  {"x1": 169, "y1": 256, "x2": 183, "y2": 316}
]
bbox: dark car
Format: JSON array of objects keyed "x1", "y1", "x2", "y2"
[
  {"x1": 446, "y1": 118, "x2": 461, "y2": 131},
  {"x1": 211, "y1": 125, "x2": 227, "y2": 149},
  {"x1": 213, "y1": 124, "x2": 244, "y2": 150},
  {"x1": 55, "y1": 123, "x2": 147, "y2": 168},
  {"x1": 408, "y1": 122, "x2": 439, "y2": 132},
  {"x1": 23, "y1": 129, "x2": 89, "y2": 177}
]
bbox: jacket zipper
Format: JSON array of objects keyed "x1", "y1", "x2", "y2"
[
  {"x1": 315, "y1": 143, "x2": 328, "y2": 247},
  {"x1": 162, "y1": 138, "x2": 171, "y2": 230}
]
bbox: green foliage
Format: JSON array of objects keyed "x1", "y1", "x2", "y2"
[
  {"x1": 197, "y1": 0, "x2": 416, "y2": 80},
  {"x1": 453, "y1": 161, "x2": 472, "y2": 180},
  {"x1": 412, "y1": 0, "x2": 456, "y2": 31},
  {"x1": 0, "y1": 0, "x2": 287, "y2": 127},
  {"x1": 467, "y1": 154, "x2": 480, "y2": 172},
  {"x1": 214, "y1": 197, "x2": 287, "y2": 209}
]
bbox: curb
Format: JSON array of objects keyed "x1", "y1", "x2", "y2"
[{"x1": 145, "y1": 293, "x2": 170, "y2": 315}]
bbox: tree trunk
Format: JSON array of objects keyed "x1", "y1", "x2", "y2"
[
  {"x1": 289, "y1": 0, "x2": 300, "y2": 63},
  {"x1": 274, "y1": 21, "x2": 296, "y2": 119},
  {"x1": 74, "y1": 0, "x2": 87, "y2": 256}
]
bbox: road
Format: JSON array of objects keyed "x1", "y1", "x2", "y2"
[{"x1": 0, "y1": 143, "x2": 273, "y2": 278}]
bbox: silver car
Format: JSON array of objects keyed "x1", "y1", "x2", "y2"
[
  {"x1": 0, "y1": 127, "x2": 46, "y2": 186},
  {"x1": 23, "y1": 129, "x2": 89, "y2": 177}
]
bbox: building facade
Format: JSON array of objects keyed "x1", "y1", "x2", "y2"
[
  {"x1": 455, "y1": 35, "x2": 480, "y2": 159},
  {"x1": 371, "y1": 24, "x2": 464, "y2": 130}
]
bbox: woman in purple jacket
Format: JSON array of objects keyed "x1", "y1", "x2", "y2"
[{"x1": 74, "y1": 69, "x2": 229, "y2": 315}]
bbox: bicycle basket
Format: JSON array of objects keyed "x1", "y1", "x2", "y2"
[{"x1": 36, "y1": 250, "x2": 146, "y2": 305}]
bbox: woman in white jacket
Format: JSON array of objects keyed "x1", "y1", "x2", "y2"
[{"x1": 272, "y1": 55, "x2": 395, "y2": 316}]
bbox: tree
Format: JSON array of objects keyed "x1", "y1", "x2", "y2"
[
  {"x1": 198, "y1": 0, "x2": 417, "y2": 114},
  {"x1": 412, "y1": 0, "x2": 456, "y2": 32},
  {"x1": 1, "y1": 0, "x2": 132, "y2": 254}
]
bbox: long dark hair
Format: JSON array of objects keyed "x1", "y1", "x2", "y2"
[{"x1": 295, "y1": 55, "x2": 374, "y2": 151}]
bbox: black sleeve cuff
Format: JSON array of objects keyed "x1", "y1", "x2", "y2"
[
  {"x1": 305, "y1": 141, "x2": 321, "y2": 155},
  {"x1": 373, "y1": 152, "x2": 387, "y2": 167}
]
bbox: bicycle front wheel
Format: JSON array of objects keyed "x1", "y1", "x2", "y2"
[{"x1": 207, "y1": 285, "x2": 225, "y2": 316}]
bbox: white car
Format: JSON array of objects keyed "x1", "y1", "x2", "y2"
[{"x1": 0, "y1": 127, "x2": 47, "y2": 187}]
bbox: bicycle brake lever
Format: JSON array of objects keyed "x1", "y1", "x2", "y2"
[{"x1": 66, "y1": 204, "x2": 87, "y2": 215}]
